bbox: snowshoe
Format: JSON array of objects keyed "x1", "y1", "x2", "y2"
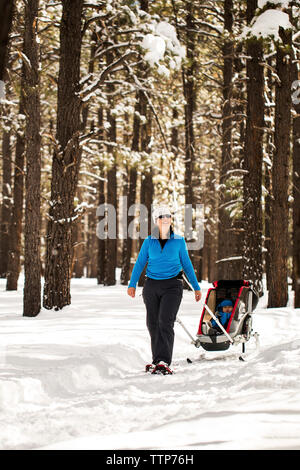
[
  {"x1": 151, "y1": 361, "x2": 173, "y2": 375},
  {"x1": 145, "y1": 364, "x2": 155, "y2": 373}
]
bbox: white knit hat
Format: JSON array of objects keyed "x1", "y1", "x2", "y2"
[{"x1": 152, "y1": 205, "x2": 172, "y2": 223}]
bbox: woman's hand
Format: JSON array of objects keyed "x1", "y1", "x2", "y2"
[
  {"x1": 194, "y1": 290, "x2": 202, "y2": 302},
  {"x1": 127, "y1": 287, "x2": 136, "y2": 298}
]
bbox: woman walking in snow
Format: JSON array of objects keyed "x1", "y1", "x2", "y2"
[{"x1": 127, "y1": 206, "x2": 201, "y2": 375}]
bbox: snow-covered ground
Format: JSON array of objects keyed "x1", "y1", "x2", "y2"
[{"x1": 0, "y1": 274, "x2": 299, "y2": 450}]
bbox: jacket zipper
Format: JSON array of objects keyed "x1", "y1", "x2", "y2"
[{"x1": 157, "y1": 238, "x2": 169, "y2": 253}]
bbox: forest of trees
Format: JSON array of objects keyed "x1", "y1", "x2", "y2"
[{"x1": 0, "y1": 0, "x2": 299, "y2": 317}]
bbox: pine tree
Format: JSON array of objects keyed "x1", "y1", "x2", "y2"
[
  {"x1": 0, "y1": 0, "x2": 14, "y2": 278},
  {"x1": 6, "y1": 63, "x2": 26, "y2": 291},
  {"x1": 242, "y1": 0, "x2": 264, "y2": 295},
  {"x1": 43, "y1": 0, "x2": 84, "y2": 310},
  {"x1": 217, "y1": 0, "x2": 235, "y2": 279},
  {"x1": 23, "y1": 0, "x2": 41, "y2": 316},
  {"x1": 104, "y1": 51, "x2": 117, "y2": 286},
  {"x1": 0, "y1": 116, "x2": 12, "y2": 278},
  {"x1": 292, "y1": 22, "x2": 300, "y2": 308},
  {"x1": 0, "y1": 0, "x2": 14, "y2": 83},
  {"x1": 268, "y1": 25, "x2": 292, "y2": 307}
]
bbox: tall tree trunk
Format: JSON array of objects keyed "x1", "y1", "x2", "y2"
[
  {"x1": 87, "y1": 151, "x2": 99, "y2": 279},
  {"x1": 120, "y1": 162, "x2": 129, "y2": 283},
  {"x1": 97, "y1": 164, "x2": 106, "y2": 284},
  {"x1": 120, "y1": 113, "x2": 130, "y2": 286},
  {"x1": 264, "y1": 59, "x2": 274, "y2": 292},
  {"x1": 104, "y1": 51, "x2": 117, "y2": 286},
  {"x1": 73, "y1": 29, "x2": 97, "y2": 279},
  {"x1": 43, "y1": 0, "x2": 83, "y2": 310},
  {"x1": 292, "y1": 51, "x2": 300, "y2": 307},
  {"x1": 183, "y1": 1, "x2": 201, "y2": 284},
  {"x1": 232, "y1": 39, "x2": 247, "y2": 280},
  {"x1": 0, "y1": 0, "x2": 14, "y2": 83},
  {"x1": 203, "y1": 158, "x2": 218, "y2": 283},
  {"x1": 23, "y1": 0, "x2": 41, "y2": 316},
  {"x1": 104, "y1": 143, "x2": 117, "y2": 285},
  {"x1": 0, "y1": 127, "x2": 12, "y2": 277},
  {"x1": 6, "y1": 72, "x2": 25, "y2": 291},
  {"x1": 120, "y1": 93, "x2": 140, "y2": 285},
  {"x1": 0, "y1": 1, "x2": 13, "y2": 276},
  {"x1": 138, "y1": 92, "x2": 153, "y2": 287},
  {"x1": 183, "y1": 1, "x2": 195, "y2": 236},
  {"x1": 268, "y1": 26, "x2": 292, "y2": 307},
  {"x1": 71, "y1": 188, "x2": 85, "y2": 278},
  {"x1": 217, "y1": 0, "x2": 235, "y2": 279},
  {"x1": 87, "y1": 207, "x2": 98, "y2": 278},
  {"x1": 170, "y1": 102, "x2": 179, "y2": 230},
  {"x1": 242, "y1": 0, "x2": 264, "y2": 295},
  {"x1": 97, "y1": 108, "x2": 106, "y2": 285},
  {"x1": 137, "y1": 3, "x2": 152, "y2": 286}
]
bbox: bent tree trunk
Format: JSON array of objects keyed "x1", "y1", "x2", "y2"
[{"x1": 43, "y1": 0, "x2": 83, "y2": 310}]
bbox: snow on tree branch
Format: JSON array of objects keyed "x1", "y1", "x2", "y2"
[
  {"x1": 140, "y1": 21, "x2": 186, "y2": 76},
  {"x1": 241, "y1": 1, "x2": 294, "y2": 42}
]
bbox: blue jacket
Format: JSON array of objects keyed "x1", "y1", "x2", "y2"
[
  {"x1": 211, "y1": 300, "x2": 233, "y2": 329},
  {"x1": 128, "y1": 231, "x2": 201, "y2": 291},
  {"x1": 211, "y1": 312, "x2": 231, "y2": 329}
]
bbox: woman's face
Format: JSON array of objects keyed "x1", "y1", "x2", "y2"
[{"x1": 156, "y1": 214, "x2": 172, "y2": 230}]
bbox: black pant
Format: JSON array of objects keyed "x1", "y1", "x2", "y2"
[{"x1": 142, "y1": 277, "x2": 183, "y2": 366}]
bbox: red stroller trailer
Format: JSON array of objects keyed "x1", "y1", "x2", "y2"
[{"x1": 195, "y1": 280, "x2": 259, "y2": 353}]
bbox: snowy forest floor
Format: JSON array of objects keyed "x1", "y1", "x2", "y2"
[{"x1": 0, "y1": 273, "x2": 300, "y2": 450}]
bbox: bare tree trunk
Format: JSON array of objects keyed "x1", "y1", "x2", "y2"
[
  {"x1": 105, "y1": 157, "x2": 117, "y2": 285},
  {"x1": 73, "y1": 29, "x2": 97, "y2": 279},
  {"x1": 87, "y1": 206, "x2": 98, "y2": 278},
  {"x1": 138, "y1": 90, "x2": 153, "y2": 287},
  {"x1": 264, "y1": 59, "x2": 274, "y2": 292},
  {"x1": 268, "y1": 26, "x2": 292, "y2": 307},
  {"x1": 182, "y1": 1, "x2": 203, "y2": 285},
  {"x1": 242, "y1": 0, "x2": 264, "y2": 295},
  {"x1": 6, "y1": 73, "x2": 25, "y2": 291},
  {"x1": 183, "y1": 1, "x2": 195, "y2": 234},
  {"x1": 292, "y1": 51, "x2": 300, "y2": 307},
  {"x1": 0, "y1": 3, "x2": 13, "y2": 276},
  {"x1": 0, "y1": 127, "x2": 12, "y2": 277},
  {"x1": 96, "y1": 108, "x2": 106, "y2": 285},
  {"x1": 104, "y1": 52, "x2": 117, "y2": 286},
  {"x1": 203, "y1": 159, "x2": 218, "y2": 283},
  {"x1": 23, "y1": 0, "x2": 41, "y2": 317},
  {"x1": 120, "y1": 94, "x2": 140, "y2": 285},
  {"x1": 97, "y1": 164, "x2": 106, "y2": 284},
  {"x1": 43, "y1": 0, "x2": 84, "y2": 310},
  {"x1": 71, "y1": 189, "x2": 85, "y2": 279},
  {"x1": 217, "y1": 0, "x2": 235, "y2": 279},
  {"x1": 0, "y1": 0, "x2": 14, "y2": 82},
  {"x1": 120, "y1": 111, "x2": 130, "y2": 286}
]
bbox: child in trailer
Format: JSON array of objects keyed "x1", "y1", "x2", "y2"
[{"x1": 208, "y1": 299, "x2": 233, "y2": 335}]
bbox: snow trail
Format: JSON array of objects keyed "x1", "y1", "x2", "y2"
[{"x1": 0, "y1": 277, "x2": 299, "y2": 450}]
